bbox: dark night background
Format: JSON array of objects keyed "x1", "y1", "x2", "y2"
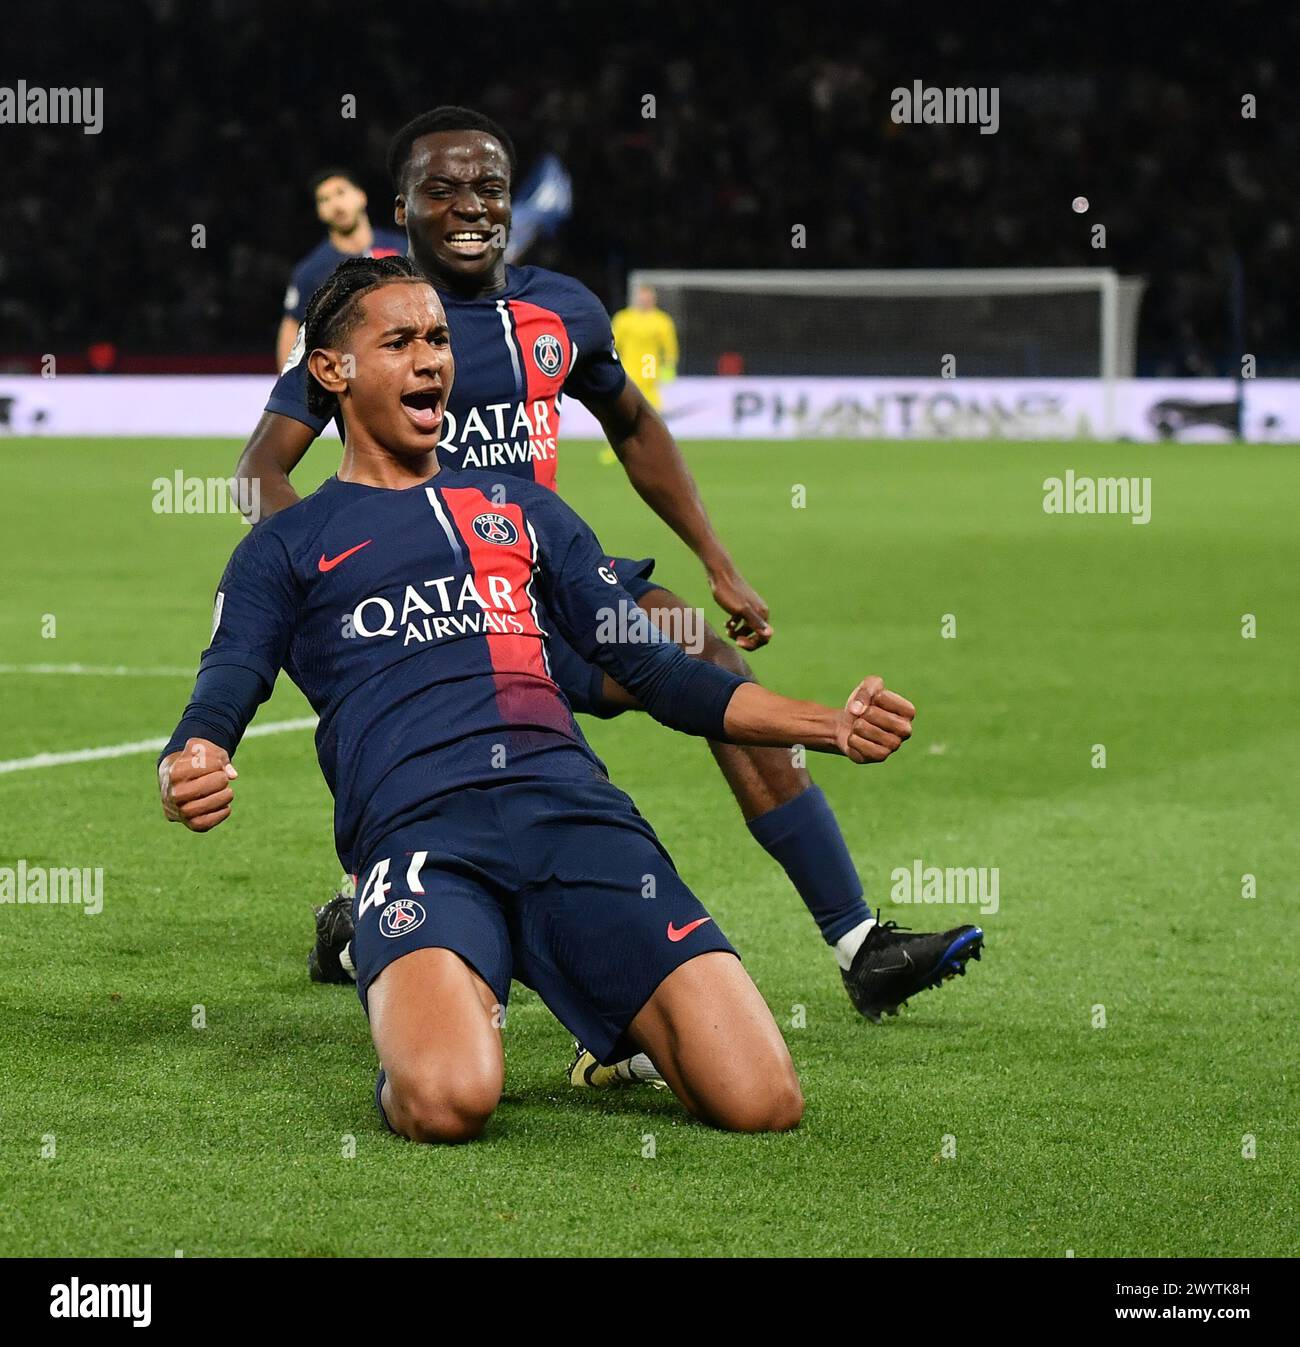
[{"x1": 2, "y1": 0, "x2": 1296, "y2": 373}]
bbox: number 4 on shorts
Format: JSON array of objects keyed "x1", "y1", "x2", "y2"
[
  {"x1": 357, "y1": 852, "x2": 428, "y2": 918},
  {"x1": 357, "y1": 858, "x2": 391, "y2": 918}
]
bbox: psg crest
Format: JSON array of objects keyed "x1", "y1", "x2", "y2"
[
  {"x1": 532, "y1": 332, "x2": 563, "y2": 377},
  {"x1": 472, "y1": 512, "x2": 519, "y2": 546},
  {"x1": 379, "y1": 899, "x2": 426, "y2": 939}
]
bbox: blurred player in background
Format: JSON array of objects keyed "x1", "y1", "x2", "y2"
[
  {"x1": 274, "y1": 168, "x2": 406, "y2": 368},
  {"x1": 612, "y1": 284, "x2": 678, "y2": 410},
  {"x1": 237, "y1": 106, "x2": 984, "y2": 1037}
]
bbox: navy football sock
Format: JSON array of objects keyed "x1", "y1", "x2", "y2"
[
  {"x1": 746, "y1": 784, "x2": 869, "y2": 944},
  {"x1": 375, "y1": 1069, "x2": 397, "y2": 1135}
]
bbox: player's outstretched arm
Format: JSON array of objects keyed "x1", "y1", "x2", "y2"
[
  {"x1": 536, "y1": 491, "x2": 914, "y2": 761},
  {"x1": 587, "y1": 380, "x2": 773, "y2": 651},
  {"x1": 232, "y1": 411, "x2": 316, "y2": 521},
  {"x1": 722, "y1": 675, "x2": 916, "y2": 765},
  {"x1": 156, "y1": 525, "x2": 292, "y2": 826},
  {"x1": 159, "y1": 738, "x2": 239, "y2": 832}
]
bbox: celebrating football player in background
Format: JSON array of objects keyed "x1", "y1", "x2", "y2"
[
  {"x1": 274, "y1": 168, "x2": 406, "y2": 368},
  {"x1": 236, "y1": 107, "x2": 985, "y2": 1033},
  {"x1": 612, "y1": 284, "x2": 678, "y2": 410}
]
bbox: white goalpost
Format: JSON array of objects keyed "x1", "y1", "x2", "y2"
[{"x1": 628, "y1": 268, "x2": 1147, "y2": 435}]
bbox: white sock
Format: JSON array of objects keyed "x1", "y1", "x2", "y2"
[
  {"x1": 834, "y1": 917, "x2": 877, "y2": 971},
  {"x1": 617, "y1": 1052, "x2": 663, "y2": 1083}
]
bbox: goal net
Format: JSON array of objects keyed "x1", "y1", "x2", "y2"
[{"x1": 627, "y1": 269, "x2": 1146, "y2": 382}]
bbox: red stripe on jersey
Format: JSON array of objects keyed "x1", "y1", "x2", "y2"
[
  {"x1": 438, "y1": 485, "x2": 571, "y2": 733},
  {"x1": 506, "y1": 299, "x2": 571, "y2": 492}
]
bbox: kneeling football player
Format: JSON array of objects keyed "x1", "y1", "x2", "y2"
[{"x1": 157, "y1": 256, "x2": 979, "y2": 1141}]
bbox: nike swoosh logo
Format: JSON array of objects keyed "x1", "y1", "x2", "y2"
[
  {"x1": 666, "y1": 916, "x2": 713, "y2": 943},
  {"x1": 872, "y1": 950, "x2": 914, "y2": 975},
  {"x1": 318, "y1": 540, "x2": 373, "y2": 572}
]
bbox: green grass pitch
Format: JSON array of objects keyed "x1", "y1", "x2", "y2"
[{"x1": 0, "y1": 435, "x2": 1296, "y2": 1257}]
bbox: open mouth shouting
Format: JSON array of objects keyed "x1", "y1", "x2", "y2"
[{"x1": 400, "y1": 387, "x2": 444, "y2": 433}]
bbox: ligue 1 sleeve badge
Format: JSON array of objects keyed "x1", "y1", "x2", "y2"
[
  {"x1": 379, "y1": 898, "x2": 426, "y2": 938},
  {"x1": 471, "y1": 512, "x2": 520, "y2": 546},
  {"x1": 532, "y1": 332, "x2": 564, "y2": 377}
]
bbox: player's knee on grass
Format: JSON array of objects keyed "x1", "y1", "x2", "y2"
[
  {"x1": 366, "y1": 948, "x2": 504, "y2": 1143},
  {"x1": 706, "y1": 1056, "x2": 804, "y2": 1135},
  {"x1": 631, "y1": 952, "x2": 803, "y2": 1133},
  {"x1": 385, "y1": 1063, "x2": 500, "y2": 1145}
]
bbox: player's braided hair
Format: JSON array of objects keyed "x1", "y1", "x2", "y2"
[
  {"x1": 386, "y1": 105, "x2": 517, "y2": 190},
  {"x1": 301, "y1": 254, "x2": 423, "y2": 419}
]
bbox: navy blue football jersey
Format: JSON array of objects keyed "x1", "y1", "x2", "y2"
[
  {"x1": 181, "y1": 468, "x2": 739, "y2": 872},
  {"x1": 282, "y1": 229, "x2": 408, "y2": 322},
  {"x1": 268, "y1": 265, "x2": 627, "y2": 490}
]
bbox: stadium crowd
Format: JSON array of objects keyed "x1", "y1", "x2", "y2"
[{"x1": 3, "y1": 0, "x2": 1296, "y2": 374}]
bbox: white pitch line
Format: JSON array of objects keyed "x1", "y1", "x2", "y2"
[
  {"x1": 0, "y1": 663, "x2": 195, "y2": 677},
  {"x1": 0, "y1": 717, "x2": 318, "y2": 776}
]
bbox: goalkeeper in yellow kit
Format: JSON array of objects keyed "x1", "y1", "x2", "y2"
[{"x1": 611, "y1": 284, "x2": 678, "y2": 410}]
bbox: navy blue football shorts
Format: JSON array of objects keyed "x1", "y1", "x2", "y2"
[
  {"x1": 548, "y1": 555, "x2": 661, "y2": 715},
  {"x1": 351, "y1": 776, "x2": 736, "y2": 1064}
]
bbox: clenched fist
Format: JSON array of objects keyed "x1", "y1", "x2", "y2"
[
  {"x1": 159, "y1": 737, "x2": 238, "y2": 832},
  {"x1": 836, "y1": 676, "x2": 916, "y2": 764}
]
